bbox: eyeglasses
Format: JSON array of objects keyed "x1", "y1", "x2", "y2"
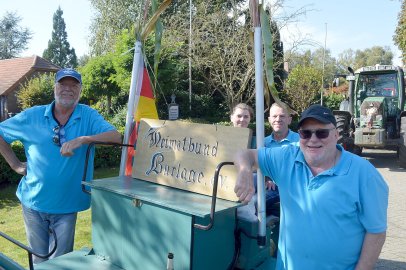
[
  {"x1": 298, "y1": 128, "x2": 336, "y2": 139},
  {"x1": 53, "y1": 125, "x2": 66, "y2": 146}
]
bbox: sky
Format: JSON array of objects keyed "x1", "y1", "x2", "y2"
[
  {"x1": 1, "y1": 0, "x2": 403, "y2": 66},
  {"x1": 280, "y1": 0, "x2": 403, "y2": 66}
]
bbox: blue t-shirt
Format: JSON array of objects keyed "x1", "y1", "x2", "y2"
[
  {"x1": 0, "y1": 102, "x2": 116, "y2": 214},
  {"x1": 264, "y1": 129, "x2": 300, "y2": 148},
  {"x1": 258, "y1": 145, "x2": 388, "y2": 270}
]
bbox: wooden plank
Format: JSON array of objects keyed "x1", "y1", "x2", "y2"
[{"x1": 132, "y1": 119, "x2": 252, "y2": 201}]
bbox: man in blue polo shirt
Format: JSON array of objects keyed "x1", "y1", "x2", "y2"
[
  {"x1": 263, "y1": 103, "x2": 299, "y2": 216},
  {"x1": 233, "y1": 104, "x2": 388, "y2": 270},
  {"x1": 0, "y1": 68, "x2": 121, "y2": 263}
]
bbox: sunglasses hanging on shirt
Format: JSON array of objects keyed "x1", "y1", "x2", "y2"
[{"x1": 52, "y1": 125, "x2": 66, "y2": 146}]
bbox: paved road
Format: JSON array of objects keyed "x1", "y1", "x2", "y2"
[{"x1": 361, "y1": 149, "x2": 406, "y2": 270}]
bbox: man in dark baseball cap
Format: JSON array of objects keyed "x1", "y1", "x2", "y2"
[
  {"x1": 232, "y1": 102, "x2": 388, "y2": 269},
  {"x1": 55, "y1": 68, "x2": 82, "y2": 84},
  {"x1": 298, "y1": 104, "x2": 336, "y2": 128}
]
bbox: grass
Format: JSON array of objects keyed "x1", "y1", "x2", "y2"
[{"x1": 0, "y1": 166, "x2": 119, "y2": 268}]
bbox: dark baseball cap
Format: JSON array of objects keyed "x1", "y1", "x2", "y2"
[
  {"x1": 55, "y1": 68, "x2": 82, "y2": 84},
  {"x1": 298, "y1": 104, "x2": 336, "y2": 128}
]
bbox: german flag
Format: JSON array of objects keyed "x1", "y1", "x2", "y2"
[{"x1": 125, "y1": 67, "x2": 158, "y2": 175}]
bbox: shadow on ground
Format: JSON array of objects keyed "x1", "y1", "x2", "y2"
[
  {"x1": 375, "y1": 258, "x2": 406, "y2": 270},
  {"x1": 362, "y1": 149, "x2": 406, "y2": 172}
]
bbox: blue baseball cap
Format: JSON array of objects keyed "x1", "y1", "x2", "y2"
[
  {"x1": 298, "y1": 104, "x2": 337, "y2": 127},
  {"x1": 55, "y1": 68, "x2": 82, "y2": 84}
]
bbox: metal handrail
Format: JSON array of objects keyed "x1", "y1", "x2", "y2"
[
  {"x1": 0, "y1": 229, "x2": 57, "y2": 270},
  {"x1": 193, "y1": 161, "x2": 234, "y2": 231},
  {"x1": 81, "y1": 142, "x2": 134, "y2": 195}
]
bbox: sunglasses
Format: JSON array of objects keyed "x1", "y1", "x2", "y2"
[
  {"x1": 298, "y1": 128, "x2": 336, "y2": 139},
  {"x1": 53, "y1": 125, "x2": 66, "y2": 146}
]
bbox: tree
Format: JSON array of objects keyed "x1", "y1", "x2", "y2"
[
  {"x1": 0, "y1": 11, "x2": 32, "y2": 59},
  {"x1": 337, "y1": 49, "x2": 356, "y2": 72},
  {"x1": 284, "y1": 65, "x2": 322, "y2": 113},
  {"x1": 43, "y1": 7, "x2": 77, "y2": 68},
  {"x1": 270, "y1": 20, "x2": 286, "y2": 92},
  {"x1": 89, "y1": 0, "x2": 142, "y2": 55},
  {"x1": 17, "y1": 73, "x2": 55, "y2": 109},
  {"x1": 394, "y1": 0, "x2": 406, "y2": 64},
  {"x1": 353, "y1": 46, "x2": 393, "y2": 68},
  {"x1": 80, "y1": 53, "x2": 120, "y2": 114}
]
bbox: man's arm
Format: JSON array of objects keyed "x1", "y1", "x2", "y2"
[
  {"x1": 0, "y1": 136, "x2": 26, "y2": 175},
  {"x1": 60, "y1": 130, "x2": 122, "y2": 156},
  {"x1": 233, "y1": 149, "x2": 258, "y2": 203},
  {"x1": 355, "y1": 232, "x2": 386, "y2": 270}
]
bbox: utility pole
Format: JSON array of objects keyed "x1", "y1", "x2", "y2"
[{"x1": 321, "y1": 23, "x2": 327, "y2": 106}]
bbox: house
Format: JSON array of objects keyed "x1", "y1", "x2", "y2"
[{"x1": 0, "y1": 55, "x2": 60, "y2": 121}]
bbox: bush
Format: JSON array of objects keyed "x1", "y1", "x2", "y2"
[
  {"x1": 323, "y1": 92, "x2": 346, "y2": 111},
  {"x1": 0, "y1": 142, "x2": 122, "y2": 185},
  {"x1": 17, "y1": 73, "x2": 55, "y2": 109},
  {"x1": 94, "y1": 145, "x2": 122, "y2": 169},
  {"x1": 0, "y1": 142, "x2": 26, "y2": 184}
]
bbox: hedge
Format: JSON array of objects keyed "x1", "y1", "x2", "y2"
[{"x1": 0, "y1": 142, "x2": 122, "y2": 185}]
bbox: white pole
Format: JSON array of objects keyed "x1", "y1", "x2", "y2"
[
  {"x1": 188, "y1": 0, "x2": 192, "y2": 111},
  {"x1": 119, "y1": 41, "x2": 144, "y2": 176},
  {"x1": 254, "y1": 26, "x2": 266, "y2": 245},
  {"x1": 321, "y1": 23, "x2": 327, "y2": 106}
]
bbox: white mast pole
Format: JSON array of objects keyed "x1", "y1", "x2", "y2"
[{"x1": 119, "y1": 41, "x2": 144, "y2": 176}]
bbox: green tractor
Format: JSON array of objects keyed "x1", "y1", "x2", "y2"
[{"x1": 333, "y1": 64, "x2": 406, "y2": 168}]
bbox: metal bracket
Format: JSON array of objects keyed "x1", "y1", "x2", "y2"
[
  {"x1": 0, "y1": 229, "x2": 57, "y2": 270},
  {"x1": 81, "y1": 142, "x2": 134, "y2": 195},
  {"x1": 193, "y1": 161, "x2": 234, "y2": 231}
]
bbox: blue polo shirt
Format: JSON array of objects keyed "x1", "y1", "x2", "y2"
[
  {"x1": 264, "y1": 129, "x2": 300, "y2": 148},
  {"x1": 258, "y1": 145, "x2": 388, "y2": 270},
  {"x1": 0, "y1": 102, "x2": 116, "y2": 214}
]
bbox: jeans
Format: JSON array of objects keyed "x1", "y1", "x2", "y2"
[
  {"x1": 22, "y1": 205, "x2": 77, "y2": 264},
  {"x1": 253, "y1": 174, "x2": 280, "y2": 216}
]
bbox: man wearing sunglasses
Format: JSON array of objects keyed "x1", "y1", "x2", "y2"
[
  {"x1": 0, "y1": 68, "x2": 121, "y2": 264},
  {"x1": 233, "y1": 104, "x2": 388, "y2": 270}
]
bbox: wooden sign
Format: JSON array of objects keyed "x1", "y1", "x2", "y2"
[{"x1": 132, "y1": 119, "x2": 252, "y2": 201}]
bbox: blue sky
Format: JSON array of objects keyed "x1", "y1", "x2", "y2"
[
  {"x1": 281, "y1": 0, "x2": 403, "y2": 65},
  {"x1": 1, "y1": 0, "x2": 403, "y2": 66}
]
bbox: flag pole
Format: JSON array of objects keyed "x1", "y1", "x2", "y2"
[
  {"x1": 251, "y1": 0, "x2": 266, "y2": 247},
  {"x1": 119, "y1": 41, "x2": 144, "y2": 176}
]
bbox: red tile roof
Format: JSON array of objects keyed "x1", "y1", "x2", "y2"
[{"x1": 0, "y1": 55, "x2": 60, "y2": 95}]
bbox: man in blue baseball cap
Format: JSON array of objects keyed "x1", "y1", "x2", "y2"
[
  {"x1": 0, "y1": 68, "x2": 122, "y2": 263},
  {"x1": 55, "y1": 68, "x2": 82, "y2": 84},
  {"x1": 233, "y1": 104, "x2": 388, "y2": 270}
]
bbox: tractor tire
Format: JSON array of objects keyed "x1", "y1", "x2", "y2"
[
  {"x1": 335, "y1": 115, "x2": 349, "y2": 145},
  {"x1": 334, "y1": 114, "x2": 360, "y2": 154},
  {"x1": 399, "y1": 116, "x2": 406, "y2": 168}
]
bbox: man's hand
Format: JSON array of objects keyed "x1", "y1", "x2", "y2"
[
  {"x1": 234, "y1": 168, "x2": 255, "y2": 204},
  {"x1": 265, "y1": 180, "x2": 276, "y2": 190},
  {"x1": 13, "y1": 161, "x2": 27, "y2": 176},
  {"x1": 233, "y1": 149, "x2": 258, "y2": 204},
  {"x1": 60, "y1": 137, "x2": 83, "y2": 156}
]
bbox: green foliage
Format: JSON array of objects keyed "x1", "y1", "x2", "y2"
[
  {"x1": 0, "y1": 11, "x2": 32, "y2": 59},
  {"x1": 284, "y1": 65, "x2": 322, "y2": 114},
  {"x1": 17, "y1": 73, "x2": 55, "y2": 109},
  {"x1": 0, "y1": 141, "x2": 121, "y2": 185},
  {"x1": 94, "y1": 145, "x2": 122, "y2": 169},
  {"x1": 270, "y1": 20, "x2": 286, "y2": 92},
  {"x1": 80, "y1": 53, "x2": 120, "y2": 114},
  {"x1": 0, "y1": 142, "x2": 26, "y2": 184},
  {"x1": 42, "y1": 7, "x2": 77, "y2": 68},
  {"x1": 89, "y1": 0, "x2": 142, "y2": 55},
  {"x1": 323, "y1": 92, "x2": 345, "y2": 111},
  {"x1": 353, "y1": 46, "x2": 393, "y2": 68},
  {"x1": 394, "y1": 0, "x2": 406, "y2": 64}
]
